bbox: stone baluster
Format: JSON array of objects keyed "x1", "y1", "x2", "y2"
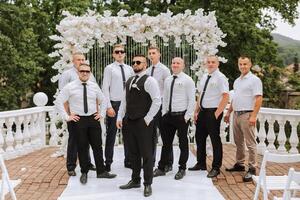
[
  {"x1": 276, "y1": 116, "x2": 287, "y2": 153},
  {"x1": 266, "y1": 115, "x2": 276, "y2": 151},
  {"x1": 5, "y1": 118, "x2": 15, "y2": 154},
  {"x1": 256, "y1": 114, "x2": 267, "y2": 154},
  {"x1": 35, "y1": 113, "x2": 43, "y2": 148},
  {"x1": 22, "y1": 115, "x2": 32, "y2": 152},
  {"x1": 49, "y1": 111, "x2": 58, "y2": 146},
  {"x1": 31, "y1": 113, "x2": 38, "y2": 149},
  {"x1": 288, "y1": 117, "x2": 300, "y2": 153},
  {"x1": 220, "y1": 119, "x2": 227, "y2": 144},
  {"x1": 14, "y1": 116, "x2": 24, "y2": 153},
  {"x1": 0, "y1": 119, "x2": 5, "y2": 154}
]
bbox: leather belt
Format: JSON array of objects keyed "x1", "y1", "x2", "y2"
[
  {"x1": 201, "y1": 107, "x2": 217, "y2": 112},
  {"x1": 168, "y1": 110, "x2": 186, "y2": 116},
  {"x1": 235, "y1": 110, "x2": 253, "y2": 116}
]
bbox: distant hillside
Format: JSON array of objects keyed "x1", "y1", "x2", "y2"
[{"x1": 271, "y1": 33, "x2": 300, "y2": 65}]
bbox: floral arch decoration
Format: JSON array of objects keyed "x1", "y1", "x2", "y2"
[{"x1": 49, "y1": 9, "x2": 227, "y2": 83}]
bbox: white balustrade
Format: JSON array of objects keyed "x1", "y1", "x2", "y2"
[
  {"x1": 14, "y1": 116, "x2": 24, "y2": 153},
  {"x1": 257, "y1": 115, "x2": 267, "y2": 154}
]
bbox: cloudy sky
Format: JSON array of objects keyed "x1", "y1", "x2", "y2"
[{"x1": 272, "y1": 5, "x2": 300, "y2": 40}]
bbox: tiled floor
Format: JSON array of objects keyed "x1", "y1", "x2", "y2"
[{"x1": 2, "y1": 145, "x2": 300, "y2": 200}]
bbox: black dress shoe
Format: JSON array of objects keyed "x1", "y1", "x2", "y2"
[
  {"x1": 188, "y1": 163, "x2": 207, "y2": 171},
  {"x1": 207, "y1": 169, "x2": 220, "y2": 178},
  {"x1": 144, "y1": 185, "x2": 152, "y2": 197},
  {"x1": 243, "y1": 167, "x2": 256, "y2": 182},
  {"x1": 80, "y1": 173, "x2": 87, "y2": 184},
  {"x1": 225, "y1": 163, "x2": 245, "y2": 172},
  {"x1": 164, "y1": 165, "x2": 173, "y2": 173},
  {"x1": 153, "y1": 168, "x2": 166, "y2": 177},
  {"x1": 97, "y1": 171, "x2": 117, "y2": 179},
  {"x1": 68, "y1": 170, "x2": 76, "y2": 176},
  {"x1": 89, "y1": 164, "x2": 96, "y2": 171},
  {"x1": 174, "y1": 169, "x2": 186, "y2": 180},
  {"x1": 119, "y1": 180, "x2": 141, "y2": 189},
  {"x1": 105, "y1": 164, "x2": 111, "y2": 172}
]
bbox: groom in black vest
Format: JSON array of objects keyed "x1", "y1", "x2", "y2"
[{"x1": 117, "y1": 55, "x2": 161, "y2": 197}]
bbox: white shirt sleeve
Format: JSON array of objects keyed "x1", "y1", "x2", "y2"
[
  {"x1": 144, "y1": 77, "x2": 161, "y2": 125},
  {"x1": 102, "y1": 66, "x2": 112, "y2": 108},
  {"x1": 162, "y1": 79, "x2": 169, "y2": 116},
  {"x1": 96, "y1": 85, "x2": 107, "y2": 118},
  {"x1": 252, "y1": 78, "x2": 263, "y2": 96},
  {"x1": 218, "y1": 76, "x2": 229, "y2": 94},
  {"x1": 58, "y1": 72, "x2": 69, "y2": 90},
  {"x1": 185, "y1": 78, "x2": 196, "y2": 121},
  {"x1": 55, "y1": 85, "x2": 70, "y2": 121},
  {"x1": 117, "y1": 92, "x2": 126, "y2": 122}
]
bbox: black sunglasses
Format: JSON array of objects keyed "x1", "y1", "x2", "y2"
[
  {"x1": 132, "y1": 61, "x2": 144, "y2": 65},
  {"x1": 114, "y1": 50, "x2": 125, "y2": 54},
  {"x1": 79, "y1": 70, "x2": 91, "y2": 73}
]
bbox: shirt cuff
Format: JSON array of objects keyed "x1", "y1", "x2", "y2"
[{"x1": 144, "y1": 116, "x2": 152, "y2": 126}]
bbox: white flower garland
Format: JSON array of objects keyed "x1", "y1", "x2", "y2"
[{"x1": 49, "y1": 9, "x2": 227, "y2": 82}]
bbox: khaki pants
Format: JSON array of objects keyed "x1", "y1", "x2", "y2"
[{"x1": 233, "y1": 112, "x2": 257, "y2": 168}]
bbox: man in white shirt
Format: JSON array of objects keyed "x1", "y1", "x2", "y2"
[
  {"x1": 224, "y1": 56, "x2": 263, "y2": 182},
  {"x1": 189, "y1": 55, "x2": 229, "y2": 178},
  {"x1": 146, "y1": 46, "x2": 172, "y2": 171},
  {"x1": 58, "y1": 52, "x2": 96, "y2": 176},
  {"x1": 102, "y1": 44, "x2": 134, "y2": 172},
  {"x1": 153, "y1": 57, "x2": 195, "y2": 180},
  {"x1": 56, "y1": 64, "x2": 117, "y2": 184},
  {"x1": 117, "y1": 55, "x2": 161, "y2": 197}
]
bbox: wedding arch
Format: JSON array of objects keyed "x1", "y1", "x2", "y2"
[{"x1": 49, "y1": 9, "x2": 227, "y2": 83}]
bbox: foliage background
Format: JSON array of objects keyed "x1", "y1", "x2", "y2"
[{"x1": 0, "y1": 0, "x2": 299, "y2": 111}]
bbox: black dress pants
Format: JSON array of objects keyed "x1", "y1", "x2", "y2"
[
  {"x1": 105, "y1": 101, "x2": 130, "y2": 166},
  {"x1": 158, "y1": 113, "x2": 189, "y2": 170},
  {"x1": 69, "y1": 116, "x2": 105, "y2": 174},
  {"x1": 122, "y1": 117, "x2": 155, "y2": 186},
  {"x1": 195, "y1": 108, "x2": 223, "y2": 170},
  {"x1": 66, "y1": 122, "x2": 92, "y2": 171}
]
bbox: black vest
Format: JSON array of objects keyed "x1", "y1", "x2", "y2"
[{"x1": 125, "y1": 74, "x2": 152, "y2": 120}]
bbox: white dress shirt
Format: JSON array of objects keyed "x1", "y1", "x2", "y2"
[
  {"x1": 162, "y1": 72, "x2": 196, "y2": 121},
  {"x1": 102, "y1": 61, "x2": 134, "y2": 108},
  {"x1": 58, "y1": 66, "x2": 96, "y2": 90},
  {"x1": 117, "y1": 71, "x2": 161, "y2": 125},
  {"x1": 232, "y1": 72, "x2": 263, "y2": 111},
  {"x1": 56, "y1": 79, "x2": 106, "y2": 121},
  {"x1": 146, "y1": 62, "x2": 171, "y2": 97},
  {"x1": 198, "y1": 68, "x2": 229, "y2": 108}
]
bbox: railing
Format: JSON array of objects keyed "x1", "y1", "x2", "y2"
[{"x1": 0, "y1": 105, "x2": 299, "y2": 160}]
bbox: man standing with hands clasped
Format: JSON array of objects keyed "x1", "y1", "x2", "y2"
[
  {"x1": 102, "y1": 44, "x2": 134, "y2": 171},
  {"x1": 153, "y1": 57, "x2": 195, "y2": 180},
  {"x1": 189, "y1": 55, "x2": 229, "y2": 178},
  {"x1": 224, "y1": 56, "x2": 263, "y2": 182},
  {"x1": 56, "y1": 64, "x2": 117, "y2": 184},
  {"x1": 117, "y1": 55, "x2": 161, "y2": 197}
]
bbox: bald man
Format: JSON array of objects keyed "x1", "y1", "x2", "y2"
[{"x1": 153, "y1": 57, "x2": 195, "y2": 180}]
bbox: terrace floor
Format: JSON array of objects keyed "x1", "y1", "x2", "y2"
[{"x1": 2, "y1": 144, "x2": 300, "y2": 200}]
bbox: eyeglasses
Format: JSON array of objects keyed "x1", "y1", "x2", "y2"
[
  {"x1": 132, "y1": 61, "x2": 144, "y2": 65},
  {"x1": 79, "y1": 70, "x2": 91, "y2": 74},
  {"x1": 114, "y1": 50, "x2": 125, "y2": 54}
]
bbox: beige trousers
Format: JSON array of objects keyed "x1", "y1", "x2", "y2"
[{"x1": 233, "y1": 112, "x2": 257, "y2": 168}]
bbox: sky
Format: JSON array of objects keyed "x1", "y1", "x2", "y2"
[{"x1": 272, "y1": 5, "x2": 300, "y2": 41}]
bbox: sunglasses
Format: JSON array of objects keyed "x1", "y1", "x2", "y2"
[
  {"x1": 132, "y1": 61, "x2": 144, "y2": 65},
  {"x1": 79, "y1": 70, "x2": 91, "y2": 74},
  {"x1": 114, "y1": 50, "x2": 125, "y2": 54}
]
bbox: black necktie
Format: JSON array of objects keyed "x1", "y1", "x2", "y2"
[
  {"x1": 150, "y1": 66, "x2": 155, "y2": 76},
  {"x1": 130, "y1": 75, "x2": 139, "y2": 89},
  {"x1": 199, "y1": 75, "x2": 212, "y2": 109},
  {"x1": 82, "y1": 83, "x2": 88, "y2": 113},
  {"x1": 120, "y1": 64, "x2": 126, "y2": 89},
  {"x1": 168, "y1": 75, "x2": 177, "y2": 112}
]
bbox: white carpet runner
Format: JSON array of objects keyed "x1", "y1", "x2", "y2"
[{"x1": 58, "y1": 146, "x2": 224, "y2": 200}]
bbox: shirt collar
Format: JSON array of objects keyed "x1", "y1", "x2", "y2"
[
  {"x1": 135, "y1": 70, "x2": 147, "y2": 77},
  {"x1": 114, "y1": 61, "x2": 124, "y2": 66},
  {"x1": 172, "y1": 71, "x2": 184, "y2": 78},
  {"x1": 240, "y1": 71, "x2": 252, "y2": 79},
  {"x1": 208, "y1": 68, "x2": 219, "y2": 77},
  {"x1": 152, "y1": 62, "x2": 161, "y2": 68}
]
